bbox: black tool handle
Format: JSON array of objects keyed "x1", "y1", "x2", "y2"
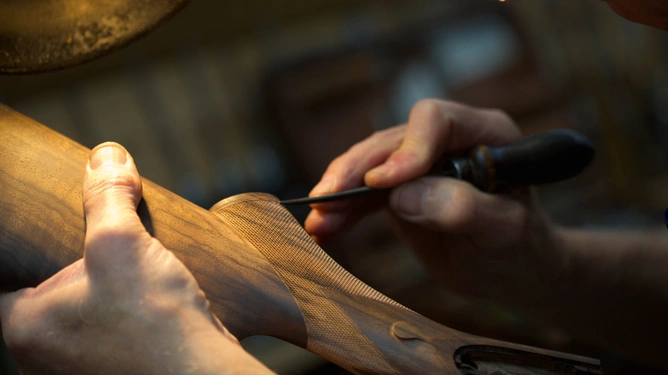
[{"x1": 442, "y1": 129, "x2": 594, "y2": 192}]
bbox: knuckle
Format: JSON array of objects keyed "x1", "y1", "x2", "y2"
[
  {"x1": 194, "y1": 289, "x2": 211, "y2": 311},
  {"x1": 152, "y1": 246, "x2": 196, "y2": 290},
  {"x1": 409, "y1": 98, "x2": 447, "y2": 123},
  {"x1": 85, "y1": 170, "x2": 138, "y2": 202},
  {"x1": 89, "y1": 167, "x2": 138, "y2": 192}
]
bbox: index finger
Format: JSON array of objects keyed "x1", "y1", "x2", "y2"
[
  {"x1": 365, "y1": 99, "x2": 522, "y2": 188},
  {"x1": 308, "y1": 125, "x2": 406, "y2": 212}
]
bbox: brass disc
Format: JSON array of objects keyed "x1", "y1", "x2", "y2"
[{"x1": 0, "y1": 0, "x2": 190, "y2": 74}]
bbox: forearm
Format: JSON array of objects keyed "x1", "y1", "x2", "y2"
[
  {"x1": 185, "y1": 333, "x2": 274, "y2": 375},
  {"x1": 526, "y1": 228, "x2": 668, "y2": 367},
  {"x1": 155, "y1": 311, "x2": 275, "y2": 375}
]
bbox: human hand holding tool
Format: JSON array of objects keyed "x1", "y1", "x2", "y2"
[
  {"x1": 281, "y1": 128, "x2": 594, "y2": 205},
  {"x1": 304, "y1": 99, "x2": 591, "y2": 322},
  {"x1": 302, "y1": 99, "x2": 668, "y2": 370}
]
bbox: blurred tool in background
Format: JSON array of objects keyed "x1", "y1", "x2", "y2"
[{"x1": 1, "y1": 0, "x2": 667, "y2": 374}]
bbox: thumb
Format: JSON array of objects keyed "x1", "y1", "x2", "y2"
[
  {"x1": 83, "y1": 143, "x2": 147, "y2": 267},
  {"x1": 389, "y1": 177, "x2": 527, "y2": 235}
]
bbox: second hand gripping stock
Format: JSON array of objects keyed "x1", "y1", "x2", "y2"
[{"x1": 0, "y1": 104, "x2": 602, "y2": 374}]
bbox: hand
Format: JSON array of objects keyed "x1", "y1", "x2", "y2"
[
  {"x1": 0, "y1": 143, "x2": 271, "y2": 375},
  {"x1": 305, "y1": 99, "x2": 566, "y2": 308}
]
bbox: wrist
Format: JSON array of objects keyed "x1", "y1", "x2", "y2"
[
  {"x1": 174, "y1": 312, "x2": 274, "y2": 375},
  {"x1": 510, "y1": 226, "x2": 604, "y2": 324},
  {"x1": 128, "y1": 306, "x2": 272, "y2": 375},
  {"x1": 484, "y1": 217, "x2": 572, "y2": 315},
  {"x1": 187, "y1": 330, "x2": 272, "y2": 375}
]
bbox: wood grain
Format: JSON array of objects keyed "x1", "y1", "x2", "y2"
[{"x1": 0, "y1": 104, "x2": 602, "y2": 374}]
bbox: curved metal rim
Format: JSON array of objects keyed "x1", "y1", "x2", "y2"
[{"x1": 0, "y1": 0, "x2": 191, "y2": 74}]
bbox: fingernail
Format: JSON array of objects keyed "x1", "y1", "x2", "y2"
[
  {"x1": 392, "y1": 180, "x2": 429, "y2": 218},
  {"x1": 367, "y1": 160, "x2": 394, "y2": 178},
  {"x1": 311, "y1": 176, "x2": 335, "y2": 196},
  {"x1": 90, "y1": 143, "x2": 127, "y2": 170}
]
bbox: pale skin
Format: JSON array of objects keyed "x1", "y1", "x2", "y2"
[
  {"x1": 0, "y1": 0, "x2": 667, "y2": 373},
  {"x1": 0, "y1": 143, "x2": 271, "y2": 374}
]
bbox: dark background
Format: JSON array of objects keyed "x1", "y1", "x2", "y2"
[{"x1": 2, "y1": 0, "x2": 668, "y2": 373}]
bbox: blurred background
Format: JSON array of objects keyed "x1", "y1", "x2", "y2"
[{"x1": 2, "y1": 0, "x2": 668, "y2": 373}]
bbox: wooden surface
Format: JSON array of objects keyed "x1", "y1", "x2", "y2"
[{"x1": 0, "y1": 104, "x2": 602, "y2": 373}]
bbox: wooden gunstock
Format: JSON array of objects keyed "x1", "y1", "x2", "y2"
[{"x1": 0, "y1": 104, "x2": 603, "y2": 374}]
